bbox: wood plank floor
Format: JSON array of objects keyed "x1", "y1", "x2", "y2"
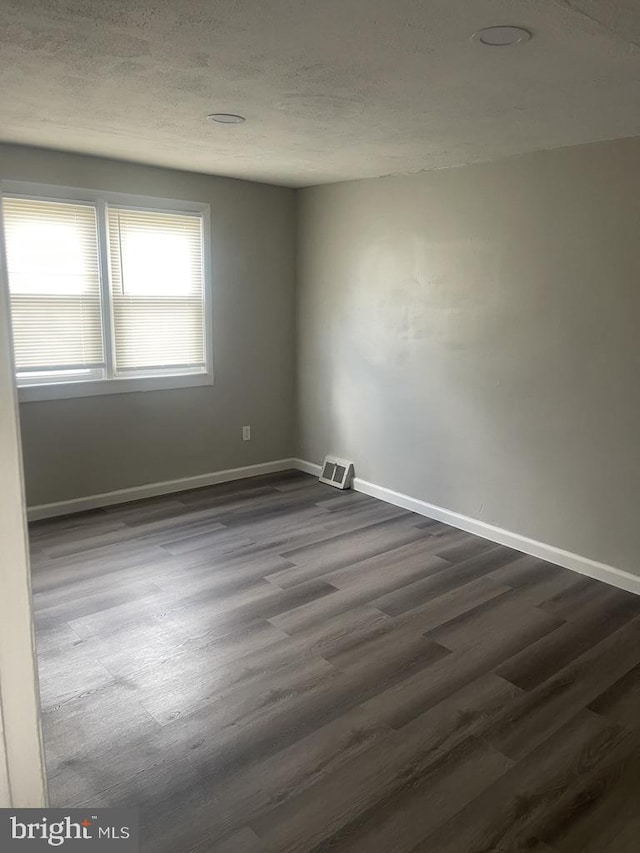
[{"x1": 29, "y1": 471, "x2": 640, "y2": 852}]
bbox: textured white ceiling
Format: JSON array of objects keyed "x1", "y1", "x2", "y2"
[{"x1": 1, "y1": 0, "x2": 640, "y2": 186}]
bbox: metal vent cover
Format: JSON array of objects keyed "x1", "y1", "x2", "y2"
[{"x1": 319, "y1": 456, "x2": 354, "y2": 490}]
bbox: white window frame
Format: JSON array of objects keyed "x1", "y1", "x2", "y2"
[{"x1": 1, "y1": 181, "x2": 213, "y2": 403}]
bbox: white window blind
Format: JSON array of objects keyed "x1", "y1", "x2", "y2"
[
  {"x1": 107, "y1": 207, "x2": 206, "y2": 373},
  {"x1": 3, "y1": 197, "x2": 105, "y2": 375},
  {"x1": 2, "y1": 186, "x2": 210, "y2": 399}
]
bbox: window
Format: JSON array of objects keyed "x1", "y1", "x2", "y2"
[{"x1": 1, "y1": 184, "x2": 211, "y2": 401}]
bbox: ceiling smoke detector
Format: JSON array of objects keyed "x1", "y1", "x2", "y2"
[
  {"x1": 472, "y1": 26, "x2": 532, "y2": 46},
  {"x1": 208, "y1": 113, "x2": 246, "y2": 124}
]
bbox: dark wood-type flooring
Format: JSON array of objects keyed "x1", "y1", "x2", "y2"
[{"x1": 30, "y1": 471, "x2": 640, "y2": 852}]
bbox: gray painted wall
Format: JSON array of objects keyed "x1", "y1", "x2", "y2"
[
  {"x1": 0, "y1": 144, "x2": 297, "y2": 506},
  {"x1": 297, "y1": 137, "x2": 640, "y2": 576}
]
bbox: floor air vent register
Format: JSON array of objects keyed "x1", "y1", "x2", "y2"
[{"x1": 319, "y1": 456, "x2": 355, "y2": 490}]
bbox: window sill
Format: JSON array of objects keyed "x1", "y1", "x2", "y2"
[{"x1": 18, "y1": 371, "x2": 213, "y2": 403}]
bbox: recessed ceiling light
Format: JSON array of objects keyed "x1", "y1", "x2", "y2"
[
  {"x1": 472, "y1": 26, "x2": 532, "y2": 46},
  {"x1": 208, "y1": 113, "x2": 246, "y2": 124}
]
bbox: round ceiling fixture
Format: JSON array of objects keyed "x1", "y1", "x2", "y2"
[
  {"x1": 472, "y1": 26, "x2": 532, "y2": 46},
  {"x1": 208, "y1": 113, "x2": 246, "y2": 124}
]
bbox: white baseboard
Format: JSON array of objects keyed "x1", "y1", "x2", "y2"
[
  {"x1": 293, "y1": 458, "x2": 322, "y2": 477},
  {"x1": 28, "y1": 455, "x2": 640, "y2": 596},
  {"x1": 293, "y1": 459, "x2": 640, "y2": 596},
  {"x1": 28, "y1": 458, "x2": 297, "y2": 521}
]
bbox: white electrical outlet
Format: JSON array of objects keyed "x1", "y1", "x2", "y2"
[{"x1": 242, "y1": 425, "x2": 251, "y2": 441}]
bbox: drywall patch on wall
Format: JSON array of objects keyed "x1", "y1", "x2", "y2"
[{"x1": 296, "y1": 137, "x2": 640, "y2": 578}]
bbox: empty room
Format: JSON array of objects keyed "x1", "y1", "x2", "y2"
[{"x1": 1, "y1": 1, "x2": 640, "y2": 851}]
